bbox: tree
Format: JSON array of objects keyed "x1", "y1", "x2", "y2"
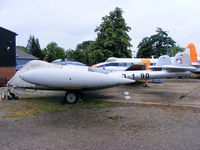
[
  {"x1": 94, "y1": 7, "x2": 132, "y2": 60},
  {"x1": 26, "y1": 35, "x2": 42, "y2": 59},
  {"x1": 65, "y1": 49, "x2": 75, "y2": 60},
  {"x1": 90, "y1": 49, "x2": 113, "y2": 65},
  {"x1": 168, "y1": 45, "x2": 185, "y2": 57},
  {"x1": 75, "y1": 41, "x2": 94, "y2": 65},
  {"x1": 66, "y1": 8, "x2": 132, "y2": 65},
  {"x1": 64, "y1": 41, "x2": 94, "y2": 65},
  {"x1": 137, "y1": 28, "x2": 176, "y2": 58},
  {"x1": 42, "y1": 42, "x2": 65, "y2": 62},
  {"x1": 136, "y1": 37, "x2": 152, "y2": 58}
]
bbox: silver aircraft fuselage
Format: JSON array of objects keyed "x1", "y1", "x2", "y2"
[
  {"x1": 110, "y1": 70, "x2": 190, "y2": 81},
  {"x1": 20, "y1": 66, "x2": 134, "y2": 90}
]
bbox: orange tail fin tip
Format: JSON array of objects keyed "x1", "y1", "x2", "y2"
[
  {"x1": 186, "y1": 43, "x2": 198, "y2": 63},
  {"x1": 141, "y1": 59, "x2": 151, "y2": 70}
]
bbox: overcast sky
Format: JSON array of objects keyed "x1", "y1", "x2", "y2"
[{"x1": 1, "y1": 0, "x2": 200, "y2": 55}]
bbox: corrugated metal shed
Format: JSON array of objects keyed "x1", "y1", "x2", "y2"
[
  {"x1": 16, "y1": 48, "x2": 39, "y2": 60},
  {"x1": 0, "y1": 27, "x2": 17, "y2": 84},
  {"x1": 0, "y1": 26, "x2": 17, "y2": 67}
]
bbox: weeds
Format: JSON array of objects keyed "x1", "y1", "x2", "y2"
[
  {"x1": 107, "y1": 115, "x2": 123, "y2": 120},
  {"x1": 179, "y1": 94, "x2": 186, "y2": 99},
  {"x1": 2, "y1": 97, "x2": 115, "y2": 118}
]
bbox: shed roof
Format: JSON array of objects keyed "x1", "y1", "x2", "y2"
[
  {"x1": 16, "y1": 48, "x2": 39, "y2": 60},
  {"x1": 0, "y1": 26, "x2": 17, "y2": 36}
]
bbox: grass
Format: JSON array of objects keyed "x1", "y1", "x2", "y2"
[
  {"x1": 88, "y1": 114, "x2": 98, "y2": 119},
  {"x1": 2, "y1": 97, "x2": 115, "y2": 118},
  {"x1": 179, "y1": 94, "x2": 186, "y2": 99},
  {"x1": 179, "y1": 85, "x2": 200, "y2": 100},
  {"x1": 107, "y1": 115, "x2": 123, "y2": 120}
]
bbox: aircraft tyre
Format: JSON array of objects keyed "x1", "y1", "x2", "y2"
[
  {"x1": 7, "y1": 92, "x2": 17, "y2": 100},
  {"x1": 65, "y1": 92, "x2": 79, "y2": 104}
]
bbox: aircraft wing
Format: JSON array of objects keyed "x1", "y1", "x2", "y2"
[
  {"x1": 149, "y1": 65, "x2": 196, "y2": 72},
  {"x1": 148, "y1": 66, "x2": 162, "y2": 71},
  {"x1": 192, "y1": 63, "x2": 200, "y2": 68}
]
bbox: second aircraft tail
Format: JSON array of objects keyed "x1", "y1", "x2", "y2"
[
  {"x1": 186, "y1": 43, "x2": 198, "y2": 63},
  {"x1": 149, "y1": 52, "x2": 196, "y2": 72}
]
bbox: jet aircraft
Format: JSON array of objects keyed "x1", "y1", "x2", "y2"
[
  {"x1": 92, "y1": 56, "x2": 157, "y2": 70},
  {"x1": 7, "y1": 52, "x2": 195, "y2": 104},
  {"x1": 108, "y1": 52, "x2": 195, "y2": 81},
  {"x1": 93, "y1": 44, "x2": 200, "y2": 74},
  {"x1": 7, "y1": 61, "x2": 134, "y2": 103}
]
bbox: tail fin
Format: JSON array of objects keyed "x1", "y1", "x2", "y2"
[
  {"x1": 172, "y1": 52, "x2": 191, "y2": 67},
  {"x1": 186, "y1": 43, "x2": 198, "y2": 63},
  {"x1": 148, "y1": 55, "x2": 171, "y2": 71},
  {"x1": 141, "y1": 59, "x2": 151, "y2": 70},
  {"x1": 156, "y1": 55, "x2": 171, "y2": 66},
  {"x1": 149, "y1": 52, "x2": 195, "y2": 71}
]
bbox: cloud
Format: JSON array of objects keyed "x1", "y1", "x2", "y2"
[{"x1": 0, "y1": 0, "x2": 200, "y2": 55}]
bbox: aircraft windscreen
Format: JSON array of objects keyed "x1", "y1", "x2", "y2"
[
  {"x1": 52, "y1": 61, "x2": 86, "y2": 66},
  {"x1": 88, "y1": 67, "x2": 110, "y2": 74},
  {"x1": 105, "y1": 57, "x2": 117, "y2": 62}
]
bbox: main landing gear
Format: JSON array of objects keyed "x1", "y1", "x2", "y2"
[{"x1": 64, "y1": 91, "x2": 79, "y2": 104}]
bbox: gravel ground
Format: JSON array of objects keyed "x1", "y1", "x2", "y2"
[
  {"x1": 0, "y1": 105, "x2": 200, "y2": 150},
  {"x1": 0, "y1": 79, "x2": 200, "y2": 150},
  {"x1": 87, "y1": 78, "x2": 200, "y2": 107}
]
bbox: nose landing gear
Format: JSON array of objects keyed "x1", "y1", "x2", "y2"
[{"x1": 7, "y1": 91, "x2": 18, "y2": 100}]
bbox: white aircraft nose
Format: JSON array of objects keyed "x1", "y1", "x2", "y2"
[{"x1": 20, "y1": 70, "x2": 36, "y2": 84}]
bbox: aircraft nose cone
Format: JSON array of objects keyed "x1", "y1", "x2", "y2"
[{"x1": 20, "y1": 71, "x2": 36, "y2": 83}]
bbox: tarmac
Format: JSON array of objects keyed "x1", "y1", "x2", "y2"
[
  {"x1": 1, "y1": 78, "x2": 200, "y2": 150},
  {"x1": 1, "y1": 78, "x2": 200, "y2": 108},
  {"x1": 84, "y1": 78, "x2": 200, "y2": 108}
]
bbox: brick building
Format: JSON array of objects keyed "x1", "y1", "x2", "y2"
[{"x1": 0, "y1": 27, "x2": 17, "y2": 86}]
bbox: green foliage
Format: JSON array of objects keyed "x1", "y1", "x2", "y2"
[
  {"x1": 23, "y1": 8, "x2": 132, "y2": 65},
  {"x1": 179, "y1": 94, "x2": 186, "y2": 99},
  {"x1": 94, "y1": 7, "x2": 132, "y2": 61},
  {"x1": 71, "y1": 49, "x2": 86, "y2": 63},
  {"x1": 107, "y1": 115, "x2": 123, "y2": 120},
  {"x1": 75, "y1": 41, "x2": 94, "y2": 65},
  {"x1": 137, "y1": 28, "x2": 176, "y2": 58},
  {"x1": 65, "y1": 41, "x2": 114, "y2": 65},
  {"x1": 22, "y1": 9, "x2": 185, "y2": 65},
  {"x1": 26, "y1": 35, "x2": 43, "y2": 59},
  {"x1": 65, "y1": 49, "x2": 75, "y2": 59},
  {"x1": 65, "y1": 41, "x2": 95, "y2": 65},
  {"x1": 136, "y1": 37, "x2": 152, "y2": 58},
  {"x1": 42, "y1": 42, "x2": 65, "y2": 62},
  {"x1": 90, "y1": 49, "x2": 113, "y2": 65},
  {"x1": 16, "y1": 46, "x2": 26, "y2": 51},
  {"x1": 67, "y1": 7, "x2": 133, "y2": 65},
  {"x1": 76, "y1": 41, "x2": 94, "y2": 51},
  {"x1": 168, "y1": 45, "x2": 185, "y2": 57}
]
